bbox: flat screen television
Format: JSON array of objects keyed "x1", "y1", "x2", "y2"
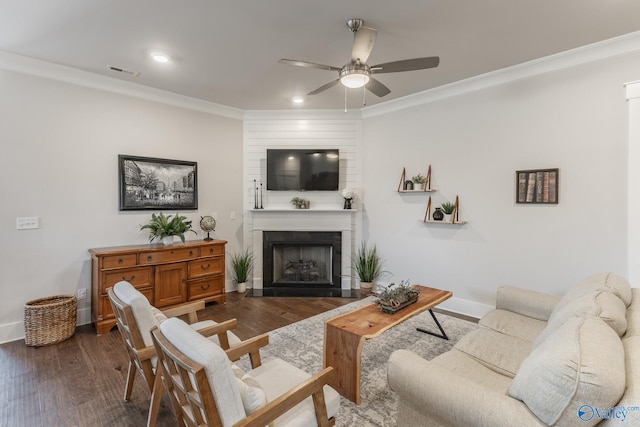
[{"x1": 266, "y1": 149, "x2": 339, "y2": 191}]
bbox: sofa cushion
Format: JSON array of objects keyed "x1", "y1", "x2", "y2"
[
  {"x1": 601, "y1": 335, "x2": 640, "y2": 426},
  {"x1": 431, "y1": 350, "x2": 513, "y2": 395},
  {"x1": 454, "y1": 328, "x2": 532, "y2": 378},
  {"x1": 553, "y1": 273, "x2": 632, "y2": 317},
  {"x1": 509, "y1": 316, "x2": 625, "y2": 426},
  {"x1": 532, "y1": 290, "x2": 627, "y2": 350},
  {"x1": 625, "y1": 288, "x2": 640, "y2": 338},
  {"x1": 478, "y1": 309, "x2": 547, "y2": 342}
]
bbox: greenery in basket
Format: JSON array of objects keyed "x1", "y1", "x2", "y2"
[
  {"x1": 354, "y1": 242, "x2": 383, "y2": 282},
  {"x1": 376, "y1": 279, "x2": 420, "y2": 308},
  {"x1": 411, "y1": 173, "x2": 426, "y2": 184},
  {"x1": 230, "y1": 248, "x2": 254, "y2": 283},
  {"x1": 140, "y1": 212, "x2": 196, "y2": 243},
  {"x1": 440, "y1": 202, "x2": 456, "y2": 214},
  {"x1": 290, "y1": 197, "x2": 306, "y2": 208}
]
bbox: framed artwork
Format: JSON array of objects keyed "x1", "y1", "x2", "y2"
[
  {"x1": 119, "y1": 155, "x2": 198, "y2": 211},
  {"x1": 516, "y1": 168, "x2": 558, "y2": 204}
]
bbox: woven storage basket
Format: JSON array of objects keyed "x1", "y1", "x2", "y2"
[{"x1": 24, "y1": 295, "x2": 77, "y2": 346}]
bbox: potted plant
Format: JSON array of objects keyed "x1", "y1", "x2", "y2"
[
  {"x1": 376, "y1": 279, "x2": 420, "y2": 313},
  {"x1": 230, "y1": 248, "x2": 253, "y2": 293},
  {"x1": 354, "y1": 242, "x2": 383, "y2": 290},
  {"x1": 440, "y1": 201, "x2": 456, "y2": 222},
  {"x1": 290, "y1": 197, "x2": 308, "y2": 209},
  {"x1": 140, "y1": 212, "x2": 195, "y2": 244},
  {"x1": 412, "y1": 173, "x2": 426, "y2": 191}
]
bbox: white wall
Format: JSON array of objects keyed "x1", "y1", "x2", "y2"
[
  {"x1": 361, "y1": 52, "x2": 640, "y2": 317},
  {"x1": 0, "y1": 68, "x2": 243, "y2": 342}
]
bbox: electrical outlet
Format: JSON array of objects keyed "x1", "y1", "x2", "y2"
[
  {"x1": 230, "y1": 211, "x2": 236, "y2": 220},
  {"x1": 77, "y1": 289, "x2": 87, "y2": 300},
  {"x1": 16, "y1": 216, "x2": 39, "y2": 230}
]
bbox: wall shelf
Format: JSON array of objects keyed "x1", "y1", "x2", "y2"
[
  {"x1": 397, "y1": 165, "x2": 434, "y2": 192},
  {"x1": 422, "y1": 195, "x2": 467, "y2": 224}
]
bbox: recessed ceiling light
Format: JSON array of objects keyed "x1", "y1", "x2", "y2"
[
  {"x1": 151, "y1": 52, "x2": 170, "y2": 63},
  {"x1": 292, "y1": 96, "x2": 304, "y2": 104}
]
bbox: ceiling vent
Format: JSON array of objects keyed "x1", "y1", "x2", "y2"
[{"x1": 107, "y1": 65, "x2": 140, "y2": 77}]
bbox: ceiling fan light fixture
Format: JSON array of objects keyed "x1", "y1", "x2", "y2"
[{"x1": 339, "y1": 64, "x2": 371, "y2": 88}]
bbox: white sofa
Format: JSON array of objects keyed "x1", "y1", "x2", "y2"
[{"x1": 388, "y1": 273, "x2": 640, "y2": 426}]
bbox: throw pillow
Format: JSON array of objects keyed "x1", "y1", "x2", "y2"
[{"x1": 231, "y1": 364, "x2": 268, "y2": 416}]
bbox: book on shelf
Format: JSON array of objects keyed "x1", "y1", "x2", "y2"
[
  {"x1": 526, "y1": 172, "x2": 536, "y2": 202},
  {"x1": 518, "y1": 173, "x2": 527, "y2": 203}
]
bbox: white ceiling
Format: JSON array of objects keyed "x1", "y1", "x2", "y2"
[{"x1": 2, "y1": 0, "x2": 640, "y2": 111}]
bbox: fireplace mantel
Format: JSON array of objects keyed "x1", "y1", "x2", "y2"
[{"x1": 250, "y1": 209, "x2": 355, "y2": 290}]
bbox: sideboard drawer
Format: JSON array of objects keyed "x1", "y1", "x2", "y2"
[
  {"x1": 202, "y1": 244, "x2": 224, "y2": 257},
  {"x1": 188, "y1": 276, "x2": 224, "y2": 300},
  {"x1": 103, "y1": 267, "x2": 153, "y2": 290},
  {"x1": 188, "y1": 257, "x2": 223, "y2": 280},
  {"x1": 140, "y1": 247, "x2": 200, "y2": 264},
  {"x1": 102, "y1": 254, "x2": 137, "y2": 269}
]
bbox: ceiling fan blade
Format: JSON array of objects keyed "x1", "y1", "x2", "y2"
[
  {"x1": 279, "y1": 59, "x2": 341, "y2": 72},
  {"x1": 366, "y1": 78, "x2": 391, "y2": 97},
  {"x1": 371, "y1": 56, "x2": 440, "y2": 74},
  {"x1": 307, "y1": 78, "x2": 340, "y2": 95},
  {"x1": 351, "y1": 27, "x2": 377, "y2": 64}
]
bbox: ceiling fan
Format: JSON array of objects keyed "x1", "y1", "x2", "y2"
[{"x1": 279, "y1": 18, "x2": 440, "y2": 98}]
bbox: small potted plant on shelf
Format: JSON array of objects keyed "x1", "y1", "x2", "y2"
[
  {"x1": 411, "y1": 173, "x2": 427, "y2": 191},
  {"x1": 290, "y1": 197, "x2": 308, "y2": 209},
  {"x1": 140, "y1": 212, "x2": 196, "y2": 245},
  {"x1": 376, "y1": 279, "x2": 420, "y2": 313},
  {"x1": 230, "y1": 248, "x2": 253, "y2": 293},
  {"x1": 354, "y1": 242, "x2": 383, "y2": 290},
  {"x1": 440, "y1": 201, "x2": 456, "y2": 222}
]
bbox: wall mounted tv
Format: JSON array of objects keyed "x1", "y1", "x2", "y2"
[{"x1": 266, "y1": 149, "x2": 339, "y2": 191}]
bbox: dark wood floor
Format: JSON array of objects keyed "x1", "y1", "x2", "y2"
[{"x1": 0, "y1": 292, "x2": 368, "y2": 427}]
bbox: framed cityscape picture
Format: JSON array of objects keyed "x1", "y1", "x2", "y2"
[
  {"x1": 516, "y1": 168, "x2": 558, "y2": 204},
  {"x1": 119, "y1": 154, "x2": 198, "y2": 210}
]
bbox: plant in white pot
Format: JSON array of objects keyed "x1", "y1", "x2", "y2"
[
  {"x1": 354, "y1": 242, "x2": 383, "y2": 290},
  {"x1": 140, "y1": 212, "x2": 195, "y2": 244},
  {"x1": 440, "y1": 201, "x2": 456, "y2": 222},
  {"x1": 411, "y1": 173, "x2": 426, "y2": 191},
  {"x1": 230, "y1": 248, "x2": 253, "y2": 293}
]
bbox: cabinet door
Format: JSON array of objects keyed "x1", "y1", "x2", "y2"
[{"x1": 154, "y1": 263, "x2": 187, "y2": 307}]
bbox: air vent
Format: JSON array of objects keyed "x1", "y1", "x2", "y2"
[{"x1": 107, "y1": 65, "x2": 140, "y2": 77}]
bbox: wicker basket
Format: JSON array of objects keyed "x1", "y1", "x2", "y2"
[{"x1": 24, "y1": 295, "x2": 77, "y2": 346}]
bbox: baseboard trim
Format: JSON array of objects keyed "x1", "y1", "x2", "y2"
[{"x1": 0, "y1": 307, "x2": 93, "y2": 345}]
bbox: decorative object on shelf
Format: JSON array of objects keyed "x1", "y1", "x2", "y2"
[
  {"x1": 253, "y1": 179, "x2": 265, "y2": 209},
  {"x1": 355, "y1": 241, "x2": 384, "y2": 290},
  {"x1": 432, "y1": 207, "x2": 444, "y2": 221},
  {"x1": 140, "y1": 212, "x2": 196, "y2": 244},
  {"x1": 230, "y1": 248, "x2": 253, "y2": 294},
  {"x1": 440, "y1": 202, "x2": 456, "y2": 222},
  {"x1": 342, "y1": 188, "x2": 356, "y2": 209},
  {"x1": 199, "y1": 215, "x2": 216, "y2": 241},
  {"x1": 118, "y1": 155, "x2": 197, "y2": 211},
  {"x1": 412, "y1": 174, "x2": 426, "y2": 191},
  {"x1": 290, "y1": 197, "x2": 309, "y2": 209},
  {"x1": 516, "y1": 168, "x2": 558, "y2": 204},
  {"x1": 397, "y1": 165, "x2": 434, "y2": 192},
  {"x1": 375, "y1": 280, "x2": 420, "y2": 314}
]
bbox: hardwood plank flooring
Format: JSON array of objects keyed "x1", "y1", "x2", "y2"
[{"x1": 0, "y1": 291, "x2": 475, "y2": 426}]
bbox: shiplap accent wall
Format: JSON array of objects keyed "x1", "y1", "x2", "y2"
[{"x1": 243, "y1": 111, "x2": 363, "y2": 288}]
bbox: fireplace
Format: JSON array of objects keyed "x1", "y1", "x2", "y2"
[{"x1": 263, "y1": 231, "x2": 341, "y2": 290}]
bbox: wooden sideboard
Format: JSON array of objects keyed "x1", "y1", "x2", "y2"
[{"x1": 89, "y1": 239, "x2": 227, "y2": 335}]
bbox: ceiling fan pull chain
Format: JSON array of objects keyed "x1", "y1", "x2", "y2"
[
  {"x1": 344, "y1": 86, "x2": 348, "y2": 113},
  {"x1": 363, "y1": 83, "x2": 367, "y2": 106}
]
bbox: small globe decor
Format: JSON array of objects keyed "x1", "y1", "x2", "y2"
[{"x1": 199, "y1": 215, "x2": 216, "y2": 241}]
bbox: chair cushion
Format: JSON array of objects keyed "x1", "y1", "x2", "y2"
[
  {"x1": 509, "y1": 316, "x2": 625, "y2": 426},
  {"x1": 231, "y1": 364, "x2": 268, "y2": 415},
  {"x1": 191, "y1": 320, "x2": 243, "y2": 348},
  {"x1": 532, "y1": 290, "x2": 627, "y2": 350},
  {"x1": 248, "y1": 358, "x2": 341, "y2": 427},
  {"x1": 160, "y1": 317, "x2": 246, "y2": 426},
  {"x1": 114, "y1": 281, "x2": 158, "y2": 347}
]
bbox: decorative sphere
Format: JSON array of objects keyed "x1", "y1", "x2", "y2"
[{"x1": 200, "y1": 215, "x2": 216, "y2": 232}]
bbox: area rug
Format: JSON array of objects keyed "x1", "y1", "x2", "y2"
[{"x1": 234, "y1": 296, "x2": 478, "y2": 426}]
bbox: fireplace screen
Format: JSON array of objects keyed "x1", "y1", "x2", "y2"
[{"x1": 272, "y1": 244, "x2": 332, "y2": 285}]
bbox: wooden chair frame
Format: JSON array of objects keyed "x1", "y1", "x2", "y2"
[
  {"x1": 107, "y1": 287, "x2": 238, "y2": 427},
  {"x1": 151, "y1": 326, "x2": 336, "y2": 427}
]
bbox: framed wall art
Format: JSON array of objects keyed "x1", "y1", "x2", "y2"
[
  {"x1": 119, "y1": 155, "x2": 198, "y2": 211},
  {"x1": 516, "y1": 168, "x2": 558, "y2": 204}
]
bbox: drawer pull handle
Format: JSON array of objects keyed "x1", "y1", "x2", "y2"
[
  {"x1": 171, "y1": 250, "x2": 174, "y2": 254},
  {"x1": 122, "y1": 274, "x2": 136, "y2": 281},
  {"x1": 209, "y1": 249, "x2": 214, "y2": 254},
  {"x1": 200, "y1": 264, "x2": 211, "y2": 270},
  {"x1": 200, "y1": 284, "x2": 210, "y2": 290},
  {"x1": 147, "y1": 255, "x2": 152, "y2": 261},
  {"x1": 189, "y1": 251, "x2": 194, "y2": 256},
  {"x1": 118, "y1": 258, "x2": 124, "y2": 264}
]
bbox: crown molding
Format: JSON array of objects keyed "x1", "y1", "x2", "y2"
[
  {"x1": 362, "y1": 31, "x2": 640, "y2": 119},
  {"x1": 244, "y1": 109, "x2": 362, "y2": 121},
  {"x1": 0, "y1": 50, "x2": 244, "y2": 120}
]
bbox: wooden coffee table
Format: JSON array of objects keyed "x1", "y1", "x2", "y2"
[{"x1": 323, "y1": 285, "x2": 452, "y2": 404}]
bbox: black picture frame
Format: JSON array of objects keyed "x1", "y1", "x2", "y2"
[
  {"x1": 119, "y1": 155, "x2": 198, "y2": 211},
  {"x1": 516, "y1": 168, "x2": 559, "y2": 204}
]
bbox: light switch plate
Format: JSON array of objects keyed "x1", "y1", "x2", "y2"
[{"x1": 16, "y1": 217, "x2": 39, "y2": 230}]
